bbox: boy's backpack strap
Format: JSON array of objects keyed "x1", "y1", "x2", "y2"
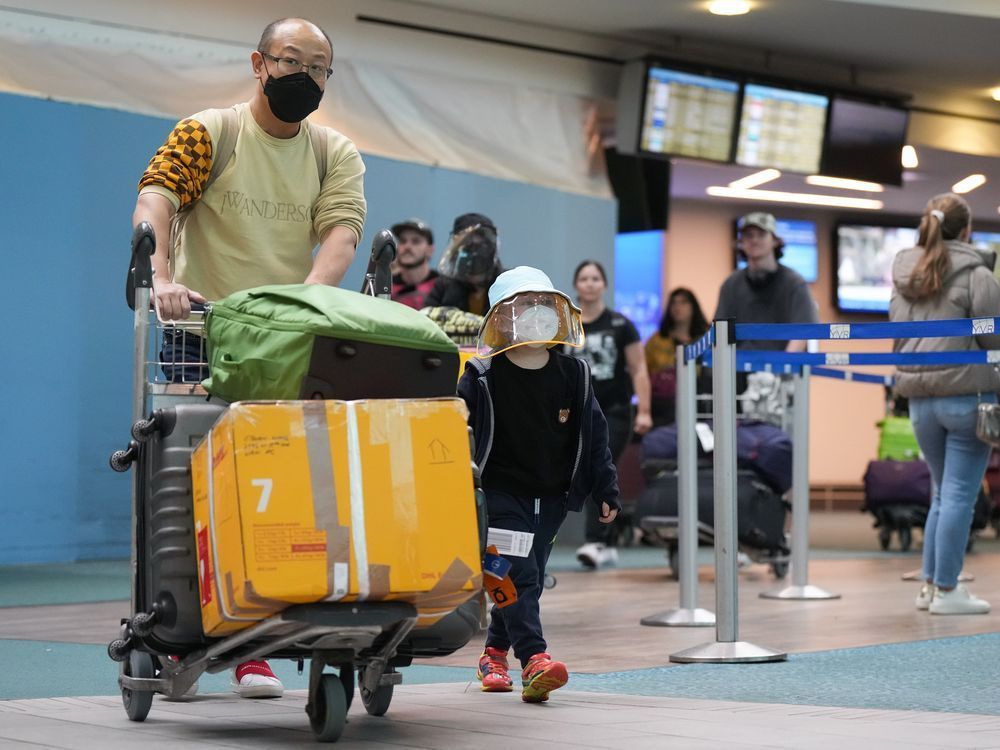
[
  {"x1": 205, "y1": 105, "x2": 240, "y2": 192},
  {"x1": 308, "y1": 122, "x2": 329, "y2": 184}
]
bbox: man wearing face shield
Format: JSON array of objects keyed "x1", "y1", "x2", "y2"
[
  {"x1": 130, "y1": 18, "x2": 365, "y2": 699},
  {"x1": 457, "y1": 266, "x2": 619, "y2": 703},
  {"x1": 133, "y1": 17, "x2": 366, "y2": 321}
]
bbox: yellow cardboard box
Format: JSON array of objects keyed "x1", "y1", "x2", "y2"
[{"x1": 191, "y1": 399, "x2": 481, "y2": 636}]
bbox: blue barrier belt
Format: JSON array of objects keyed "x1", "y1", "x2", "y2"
[
  {"x1": 736, "y1": 349, "x2": 1000, "y2": 368},
  {"x1": 683, "y1": 328, "x2": 714, "y2": 363},
  {"x1": 735, "y1": 317, "x2": 1000, "y2": 342},
  {"x1": 702, "y1": 355, "x2": 894, "y2": 384}
]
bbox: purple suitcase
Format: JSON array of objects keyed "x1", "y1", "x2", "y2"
[{"x1": 863, "y1": 459, "x2": 931, "y2": 509}]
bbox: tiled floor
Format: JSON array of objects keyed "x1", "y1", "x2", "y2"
[{"x1": 3, "y1": 684, "x2": 1000, "y2": 749}]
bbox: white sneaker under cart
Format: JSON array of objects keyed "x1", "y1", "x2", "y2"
[
  {"x1": 576, "y1": 543, "x2": 619, "y2": 569},
  {"x1": 929, "y1": 585, "x2": 990, "y2": 615},
  {"x1": 915, "y1": 583, "x2": 935, "y2": 611},
  {"x1": 232, "y1": 660, "x2": 284, "y2": 698}
]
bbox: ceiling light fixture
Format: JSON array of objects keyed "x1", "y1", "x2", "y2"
[
  {"x1": 708, "y1": 0, "x2": 751, "y2": 16},
  {"x1": 952, "y1": 174, "x2": 987, "y2": 194},
  {"x1": 706, "y1": 185, "x2": 883, "y2": 210},
  {"x1": 901, "y1": 145, "x2": 919, "y2": 169},
  {"x1": 728, "y1": 168, "x2": 781, "y2": 190},
  {"x1": 806, "y1": 175, "x2": 884, "y2": 192},
  {"x1": 992, "y1": 87, "x2": 1000, "y2": 102}
]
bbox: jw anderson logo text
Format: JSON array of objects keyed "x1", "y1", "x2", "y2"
[{"x1": 220, "y1": 191, "x2": 309, "y2": 222}]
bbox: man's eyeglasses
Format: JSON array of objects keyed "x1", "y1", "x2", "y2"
[{"x1": 259, "y1": 52, "x2": 333, "y2": 82}]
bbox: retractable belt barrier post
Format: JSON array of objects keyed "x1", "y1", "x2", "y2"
[
  {"x1": 641, "y1": 346, "x2": 715, "y2": 628},
  {"x1": 760, "y1": 365, "x2": 840, "y2": 601},
  {"x1": 670, "y1": 320, "x2": 787, "y2": 664}
]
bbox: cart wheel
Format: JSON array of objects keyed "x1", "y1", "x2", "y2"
[
  {"x1": 360, "y1": 667, "x2": 394, "y2": 717},
  {"x1": 543, "y1": 574, "x2": 557, "y2": 590},
  {"x1": 667, "y1": 548, "x2": 680, "y2": 581},
  {"x1": 770, "y1": 561, "x2": 789, "y2": 580},
  {"x1": 339, "y1": 664, "x2": 355, "y2": 713},
  {"x1": 122, "y1": 650, "x2": 154, "y2": 722},
  {"x1": 309, "y1": 674, "x2": 347, "y2": 743},
  {"x1": 878, "y1": 527, "x2": 892, "y2": 551},
  {"x1": 899, "y1": 526, "x2": 913, "y2": 552}
]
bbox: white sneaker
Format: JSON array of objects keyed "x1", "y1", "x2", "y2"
[
  {"x1": 929, "y1": 585, "x2": 990, "y2": 615},
  {"x1": 576, "y1": 543, "x2": 618, "y2": 569},
  {"x1": 597, "y1": 546, "x2": 619, "y2": 568},
  {"x1": 737, "y1": 552, "x2": 753, "y2": 569},
  {"x1": 232, "y1": 660, "x2": 284, "y2": 698},
  {"x1": 915, "y1": 583, "x2": 935, "y2": 611}
]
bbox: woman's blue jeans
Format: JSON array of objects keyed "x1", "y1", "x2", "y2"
[{"x1": 909, "y1": 393, "x2": 995, "y2": 589}]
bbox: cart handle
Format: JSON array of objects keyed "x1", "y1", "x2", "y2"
[
  {"x1": 126, "y1": 222, "x2": 156, "y2": 311},
  {"x1": 360, "y1": 229, "x2": 397, "y2": 299}
]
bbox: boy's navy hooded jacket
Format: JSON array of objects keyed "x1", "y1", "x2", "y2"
[{"x1": 457, "y1": 352, "x2": 620, "y2": 513}]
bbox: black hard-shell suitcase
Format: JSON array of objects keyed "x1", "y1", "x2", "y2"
[
  {"x1": 133, "y1": 402, "x2": 226, "y2": 652},
  {"x1": 636, "y1": 465, "x2": 789, "y2": 553}
]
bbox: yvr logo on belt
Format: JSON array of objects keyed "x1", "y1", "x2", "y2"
[{"x1": 219, "y1": 190, "x2": 309, "y2": 223}]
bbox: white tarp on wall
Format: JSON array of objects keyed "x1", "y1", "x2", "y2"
[{"x1": 0, "y1": 7, "x2": 609, "y2": 197}]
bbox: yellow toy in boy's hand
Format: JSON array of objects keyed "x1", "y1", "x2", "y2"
[{"x1": 476, "y1": 266, "x2": 586, "y2": 357}]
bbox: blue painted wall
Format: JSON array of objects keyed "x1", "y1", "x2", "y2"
[{"x1": 0, "y1": 92, "x2": 614, "y2": 565}]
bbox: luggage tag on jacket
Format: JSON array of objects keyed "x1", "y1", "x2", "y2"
[{"x1": 483, "y1": 549, "x2": 512, "y2": 580}]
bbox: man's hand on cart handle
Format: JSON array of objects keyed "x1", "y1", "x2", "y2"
[{"x1": 153, "y1": 279, "x2": 207, "y2": 321}]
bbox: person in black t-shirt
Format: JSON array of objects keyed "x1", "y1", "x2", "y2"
[
  {"x1": 565, "y1": 260, "x2": 652, "y2": 569},
  {"x1": 458, "y1": 266, "x2": 618, "y2": 704}
]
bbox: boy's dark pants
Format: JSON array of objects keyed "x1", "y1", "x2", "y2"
[{"x1": 483, "y1": 489, "x2": 567, "y2": 669}]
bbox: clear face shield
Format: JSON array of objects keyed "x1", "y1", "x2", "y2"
[
  {"x1": 438, "y1": 225, "x2": 498, "y2": 284},
  {"x1": 476, "y1": 292, "x2": 585, "y2": 357}
]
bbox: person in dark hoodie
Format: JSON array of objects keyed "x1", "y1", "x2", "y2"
[
  {"x1": 457, "y1": 266, "x2": 619, "y2": 703},
  {"x1": 891, "y1": 192, "x2": 1000, "y2": 616}
]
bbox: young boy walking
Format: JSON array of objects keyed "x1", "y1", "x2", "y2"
[{"x1": 457, "y1": 266, "x2": 620, "y2": 702}]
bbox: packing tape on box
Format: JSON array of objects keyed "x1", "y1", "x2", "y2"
[
  {"x1": 367, "y1": 400, "x2": 419, "y2": 575},
  {"x1": 205, "y1": 430, "x2": 260, "y2": 623},
  {"x1": 303, "y1": 401, "x2": 351, "y2": 600},
  {"x1": 346, "y1": 401, "x2": 371, "y2": 600}
]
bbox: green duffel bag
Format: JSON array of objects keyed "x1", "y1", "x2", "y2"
[
  {"x1": 877, "y1": 415, "x2": 922, "y2": 461},
  {"x1": 203, "y1": 284, "x2": 459, "y2": 402}
]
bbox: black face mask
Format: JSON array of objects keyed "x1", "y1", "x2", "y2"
[{"x1": 262, "y1": 71, "x2": 323, "y2": 123}]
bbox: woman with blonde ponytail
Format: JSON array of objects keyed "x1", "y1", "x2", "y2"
[{"x1": 890, "y1": 193, "x2": 1000, "y2": 615}]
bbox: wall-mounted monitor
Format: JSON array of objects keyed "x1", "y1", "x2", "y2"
[
  {"x1": 835, "y1": 222, "x2": 918, "y2": 313},
  {"x1": 616, "y1": 60, "x2": 740, "y2": 164},
  {"x1": 736, "y1": 83, "x2": 829, "y2": 174},
  {"x1": 639, "y1": 66, "x2": 740, "y2": 162},
  {"x1": 737, "y1": 218, "x2": 819, "y2": 282},
  {"x1": 821, "y1": 97, "x2": 909, "y2": 186},
  {"x1": 972, "y1": 231, "x2": 1000, "y2": 279},
  {"x1": 614, "y1": 230, "x2": 664, "y2": 342}
]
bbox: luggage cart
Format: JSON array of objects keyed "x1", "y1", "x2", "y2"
[
  {"x1": 106, "y1": 224, "x2": 455, "y2": 742},
  {"x1": 637, "y1": 387, "x2": 793, "y2": 581}
]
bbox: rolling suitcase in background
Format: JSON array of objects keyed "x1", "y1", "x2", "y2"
[
  {"x1": 862, "y1": 459, "x2": 930, "y2": 552},
  {"x1": 635, "y1": 460, "x2": 790, "y2": 578}
]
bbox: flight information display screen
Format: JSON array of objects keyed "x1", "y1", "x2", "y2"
[
  {"x1": 736, "y1": 84, "x2": 829, "y2": 174},
  {"x1": 639, "y1": 66, "x2": 740, "y2": 163}
]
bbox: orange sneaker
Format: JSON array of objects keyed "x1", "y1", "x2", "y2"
[
  {"x1": 520, "y1": 652, "x2": 568, "y2": 703},
  {"x1": 476, "y1": 647, "x2": 514, "y2": 692}
]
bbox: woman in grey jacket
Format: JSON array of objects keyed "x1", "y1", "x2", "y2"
[{"x1": 890, "y1": 193, "x2": 1000, "y2": 615}]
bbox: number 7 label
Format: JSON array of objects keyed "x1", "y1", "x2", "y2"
[{"x1": 251, "y1": 478, "x2": 273, "y2": 513}]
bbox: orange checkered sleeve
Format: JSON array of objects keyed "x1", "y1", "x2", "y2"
[{"x1": 137, "y1": 118, "x2": 213, "y2": 209}]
